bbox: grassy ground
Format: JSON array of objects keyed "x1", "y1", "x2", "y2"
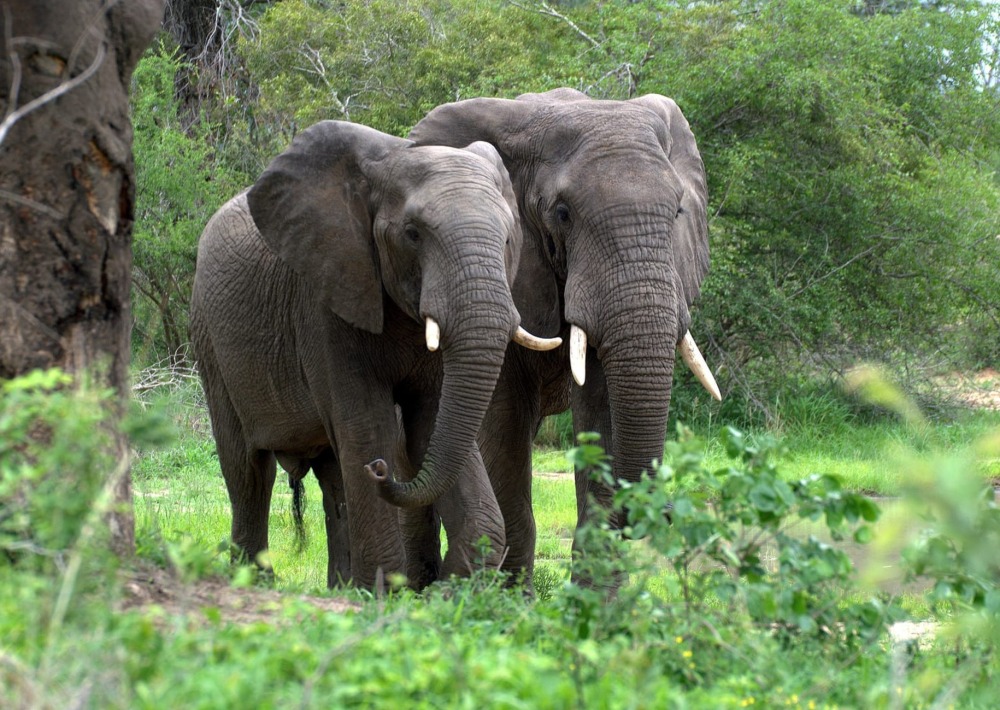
[
  {"x1": 5, "y1": 371, "x2": 998, "y2": 707},
  {"x1": 132, "y1": 399, "x2": 1000, "y2": 594}
]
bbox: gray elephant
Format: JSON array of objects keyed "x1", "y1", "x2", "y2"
[
  {"x1": 190, "y1": 120, "x2": 559, "y2": 589},
  {"x1": 405, "y1": 88, "x2": 720, "y2": 590}
]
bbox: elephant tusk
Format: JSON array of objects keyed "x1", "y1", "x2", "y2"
[
  {"x1": 513, "y1": 326, "x2": 562, "y2": 352},
  {"x1": 570, "y1": 325, "x2": 587, "y2": 386},
  {"x1": 678, "y1": 331, "x2": 721, "y2": 401},
  {"x1": 425, "y1": 317, "x2": 440, "y2": 352}
]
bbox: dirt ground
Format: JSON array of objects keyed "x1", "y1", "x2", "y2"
[
  {"x1": 938, "y1": 368, "x2": 1000, "y2": 411},
  {"x1": 119, "y1": 563, "x2": 359, "y2": 625},
  {"x1": 120, "y1": 369, "x2": 1000, "y2": 624}
]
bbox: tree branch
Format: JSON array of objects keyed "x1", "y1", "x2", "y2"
[
  {"x1": 0, "y1": 41, "x2": 107, "y2": 148},
  {"x1": 508, "y1": 1, "x2": 602, "y2": 49},
  {"x1": 0, "y1": 188, "x2": 64, "y2": 220},
  {"x1": 788, "y1": 243, "x2": 880, "y2": 300}
]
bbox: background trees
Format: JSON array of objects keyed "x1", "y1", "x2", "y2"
[{"x1": 132, "y1": 0, "x2": 1000, "y2": 416}]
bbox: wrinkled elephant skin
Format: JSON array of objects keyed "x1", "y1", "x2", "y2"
[
  {"x1": 191, "y1": 121, "x2": 529, "y2": 589},
  {"x1": 410, "y1": 89, "x2": 712, "y2": 590}
]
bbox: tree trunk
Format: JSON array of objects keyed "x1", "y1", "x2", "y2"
[{"x1": 0, "y1": 0, "x2": 165, "y2": 556}]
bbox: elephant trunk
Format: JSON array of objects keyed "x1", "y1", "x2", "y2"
[
  {"x1": 600, "y1": 303, "x2": 677, "y2": 489},
  {"x1": 567, "y1": 218, "x2": 679, "y2": 524},
  {"x1": 369, "y1": 294, "x2": 513, "y2": 509}
]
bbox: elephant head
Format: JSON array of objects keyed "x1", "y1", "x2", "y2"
[
  {"x1": 409, "y1": 90, "x2": 718, "y2": 515},
  {"x1": 246, "y1": 120, "x2": 559, "y2": 510}
]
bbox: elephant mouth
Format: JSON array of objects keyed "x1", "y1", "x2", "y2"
[{"x1": 567, "y1": 323, "x2": 720, "y2": 400}]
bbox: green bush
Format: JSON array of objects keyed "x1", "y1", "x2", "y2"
[
  {"x1": 0, "y1": 370, "x2": 115, "y2": 570},
  {"x1": 131, "y1": 42, "x2": 245, "y2": 365},
  {"x1": 3, "y1": 371, "x2": 998, "y2": 706}
]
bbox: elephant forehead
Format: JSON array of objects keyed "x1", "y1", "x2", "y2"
[
  {"x1": 537, "y1": 102, "x2": 665, "y2": 149},
  {"x1": 395, "y1": 145, "x2": 496, "y2": 182}
]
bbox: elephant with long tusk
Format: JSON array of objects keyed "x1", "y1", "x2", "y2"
[
  {"x1": 407, "y1": 88, "x2": 722, "y2": 592},
  {"x1": 191, "y1": 120, "x2": 557, "y2": 591}
]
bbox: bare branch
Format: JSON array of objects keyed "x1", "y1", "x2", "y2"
[
  {"x1": 508, "y1": 1, "x2": 602, "y2": 49},
  {"x1": 788, "y1": 243, "x2": 880, "y2": 300},
  {"x1": 0, "y1": 40, "x2": 107, "y2": 147},
  {"x1": 0, "y1": 188, "x2": 65, "y2": 220},
  {"x1": 2, "y1": 6, "x2": 21, "y2": 122}
]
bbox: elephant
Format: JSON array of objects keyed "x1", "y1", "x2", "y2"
[
  {"x1": 190, "y1": 120, "x2": 560, "y2": 590},
  {"x1": 403, "y1": 88, "x2": 721, "y2": 591}
]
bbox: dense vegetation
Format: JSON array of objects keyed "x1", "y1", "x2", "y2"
[
  {"x1": 133, "y1": 0, "x2": 1000, "y2": 418},
  {"x1": 2, "y1": 0, "x2": 999, "y2": 706},
  {"x1": 2, "y1": 367, "x2": 999, "y2": 706}
]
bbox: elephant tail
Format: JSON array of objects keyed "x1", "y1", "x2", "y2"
[{"x1": 289, "y1": 473, "x2": 307, "y2": 553}]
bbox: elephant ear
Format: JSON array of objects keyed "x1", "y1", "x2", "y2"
[
  {"x1": 410, "y1": 100, "x2": 562, "y2": 338},
  {"x1": 409, "y1": 97, "x2": 553, "y2": 165},
  {"x1": 247, "y1": 120, "x2": 411, "y2": 334},
  {"x1": 629, "y1": 95, "x2": 710, "y2": 318}
]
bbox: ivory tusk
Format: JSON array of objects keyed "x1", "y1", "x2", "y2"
[
  {"x1": 513, "y1": 326, "x2": 562, "y2": 352},
  {"x1": 425, "y1": 317, "x2": 440, "y2": 352},
  {"x1": 570, "y1": 325, "x2": 587, "y2": 386},
  {"x1": 678, "y1": 331, "x2": 721, "y2": 401}
]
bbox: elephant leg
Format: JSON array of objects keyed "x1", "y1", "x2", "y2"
[
  {"x1": 478, "y1": 361, "x2": 542, "y2": 589},
  {"x1": 203, "y1": 379, "x2": 277, "y2": 570},
  {"x1": 396, "y1": 401, "x2": 443, "y2": 590},
  {"x1": 437, "y1": 445, "x2": 506, "y2": 579},
  {"x1": 400, "y1": 394, "x2": 505, "y2": 584},
  {"x1": 221, "y1": 442, "x2": 277, "y2": 569},
  {"x1": 331, "y1": 397, "x2": 408, "y2": 590},
  {"x1": 310, "y1": 448, "x2": 351, "y2": 588}
]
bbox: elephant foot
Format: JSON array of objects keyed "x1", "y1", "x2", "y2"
[{"x1": 229, "y1": 544, "x2": 276, "y2": 587}]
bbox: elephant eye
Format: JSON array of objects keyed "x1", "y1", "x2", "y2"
[
  {"x1": 404, "y1": 226, "x2": 421, "y2": 243},
  {"x1": 676, "y1": 206, "x2": 685, "y2": 218},
  {"x1": 554, "y1": 203, "x2": 571, "y2": 225}
]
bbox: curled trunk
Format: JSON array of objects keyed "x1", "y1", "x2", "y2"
[{"x1": 371, "y1": 315, "x2": 511, "y2": 508}]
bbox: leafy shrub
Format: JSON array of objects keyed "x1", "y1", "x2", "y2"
[
  {"x1": 896, "y1": 408, "x2": 1000, "y2": 689},
  {"x1": 131, "y1": 42, "x2": 245, "y2": 365},
  {"x1": 534, "y1": 411, "x2": 575, "y2": 449},
  {"x1": 556, "y1": 426, "x2": 896, "y2": 692},
  {"x1": 0, "y1": 369, "x2": 115, "y2": 570}
]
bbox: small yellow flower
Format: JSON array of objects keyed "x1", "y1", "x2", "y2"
[
  {"x1": 808, "y1": 702, "x2": 816, "y2": 710},
  {"x1": 675, "y1": 636, "x2": 684, "y2": 644},
  {"x1": 682, "y1": 650, "x2": 693, "y2": 658},
  {"x1": 790, "y1": 695, "x2": 798, "y2": 704}
]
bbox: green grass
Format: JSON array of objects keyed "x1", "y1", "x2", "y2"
[
  {"x1": 130, "y1": 405, "x2": 1000, "y2": 594},
  {"x1": 533, "y1": 407, "x2": 1000, "y2": 496},
  {"x1": 7, "y1": 371, "x2": 998, "y2": 708}
]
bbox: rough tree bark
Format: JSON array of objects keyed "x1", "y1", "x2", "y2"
[{"x1": 0, "y1": 0, "x2": 165, "y2": 555}]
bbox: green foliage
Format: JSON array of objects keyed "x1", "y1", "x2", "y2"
[
  {"x1": 131, "y1": 41, "x2": 245, "y2": 365},
  {"x1": 901, "y1": 428, "x2": 1000, "y2": 658},
  {"x1": 239, "y1": 0, "x2": 578, "y2": 138},
  {"x1": 0, "y1": 370, "x2": 114, "y2": 570},
  {"x1": 535, "y1": 411, "x2": 575, "y2": 449},
  {"x1": 562, "y1": 428, "x2": 895, "y2": 678},
  {"x1": 3, "y1": 376, "x2": 999, "y2": 707},
  {"x1": 649, "y1": 0, "x2": 1000, "y2": 382}
]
